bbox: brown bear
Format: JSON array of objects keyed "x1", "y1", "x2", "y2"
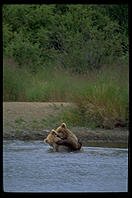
[
  {"x1": 44, "y1": 129, "x2": 72, "y2": 152},
  {"x1": 55, "y1": 123, "x2": 82, "y2": 151}
]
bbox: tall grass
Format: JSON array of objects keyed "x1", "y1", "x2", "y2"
[
  {"x1": 3, "y1": 59, "x2": 32, "y2": 101},
  {"x1": 3, "y1": 59, "x2": 128, "y2": 128},
  {"x1": 71, "y1": 64, "x2": 129, "y2": 128}
]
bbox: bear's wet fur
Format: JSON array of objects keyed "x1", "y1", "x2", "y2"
[
  {"x1": 55, "y1": 123, "x2": 82, "y2": 151},
  {"x1": 44, "y1": 129, "x2": 72, "y2": 152}
]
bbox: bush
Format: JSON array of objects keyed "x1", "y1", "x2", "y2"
[
  {"x1": 72, "y1": 64, "x2": 129, "y2": 128},
  {"x1": 7, "y1": 32, "x2": 42, "y2": 71},
  {"x1": 3, "y1": 4, "x2": 128, "y2": 72}
]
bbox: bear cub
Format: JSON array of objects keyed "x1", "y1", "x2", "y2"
[
  {"x1": 44, "y1": 129, "x2": 72, "y2": 152},
  {"x1": 55, "y1": 123, "x2": 82, "y2": 151}
]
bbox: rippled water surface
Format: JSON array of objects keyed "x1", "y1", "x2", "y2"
[{"x1": 3, "y1": 140, "x2": 128, "y2": 192}]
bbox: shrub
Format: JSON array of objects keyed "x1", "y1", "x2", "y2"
[
  {"x1": 3, "y1": 5, "x2": 128, "y2": 73},
  {"x1": 72, "y1": 64, "x2": 129, "y2": 128}
]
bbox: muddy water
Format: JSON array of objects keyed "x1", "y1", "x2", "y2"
[{"x1": 3, "y1": 140, "x2": 128, "y2": 192}]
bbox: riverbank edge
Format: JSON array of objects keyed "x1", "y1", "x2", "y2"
[
  {"x1": 3, "y1": 127, "x2": 128, "y2": 148},
  {"x1": 3, "y1": 102, "x2": 128, "y2": 148}
]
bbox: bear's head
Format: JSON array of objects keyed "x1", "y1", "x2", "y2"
[
  {"x1": 44, "y1": 129, "x2": 61, "y2": 146},
  {"x1": 55, "y1": 123, "x2": 69, "y2": 139},
  {"x1": 44, "y1": 128, "x2": 73, "y2": 152}
]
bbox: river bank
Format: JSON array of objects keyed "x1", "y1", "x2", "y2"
[{"x1": 3, "y1": 102, "x2": 128, "y2": 148}]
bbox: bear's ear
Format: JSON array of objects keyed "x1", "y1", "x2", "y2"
[
  {"x1": 61, "y1": 123, "x2": 66, "y2": 128},
  {"x1": 51, "y1": 129, "x2": 56, "y2": 134}
]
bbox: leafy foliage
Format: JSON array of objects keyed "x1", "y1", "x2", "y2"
[{"x1": 3, "y1": 4, "x2": 128, "y2": 72}]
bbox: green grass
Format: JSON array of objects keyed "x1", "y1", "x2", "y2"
[
  {"x1": 3, "y1": 59, "x2": 32, "y2": 101},
  {"x1": 3, "y1": 59, "x2": 129, "y2": 129},
  {"x1": 15, "y1": 117, "x2": 26, "y2": 125},
  {"x1": 71, "y1": 65, "x2": 129, "y2": 128}
]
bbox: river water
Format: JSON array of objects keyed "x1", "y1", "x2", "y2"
[{"x1": 3, "y1": 140, "x2": 128, "y2": 192}]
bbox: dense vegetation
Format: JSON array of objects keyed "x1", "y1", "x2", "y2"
[{"x1": 3, "y1": 4, "x2": 129, "y2": 128}]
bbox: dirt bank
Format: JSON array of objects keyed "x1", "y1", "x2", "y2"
[{"x1": 3, "y1": 102, "x2": 128, "y2": 148}]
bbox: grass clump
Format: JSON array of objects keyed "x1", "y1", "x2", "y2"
[
  {"x1": 3, "y1": 59, "x2": 32, "y2": 101},
  {"x1": 15, "y1": 117, "x2": 26, "y2": 125},
  {"x1": 71, "y1": 65, "x2": 129, "y2": 129}
]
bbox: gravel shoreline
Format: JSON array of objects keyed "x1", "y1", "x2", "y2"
[{"x1": 3, "y1": 102, "x2": 128, "y2": 148}]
